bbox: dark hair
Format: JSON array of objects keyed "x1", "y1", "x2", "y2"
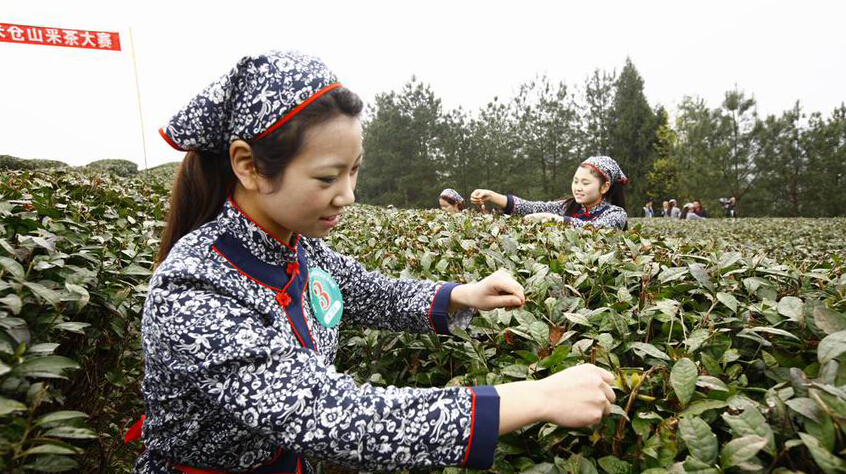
[
  {"x1": 439, "y1": 195, "x2": 463, "y2": 210},
  {"x1": 562, "y1": 164, "x2": 627, "y2": 215},
  {"x1": 157, "y1": 86, "x2": 363, "y2": 263}
]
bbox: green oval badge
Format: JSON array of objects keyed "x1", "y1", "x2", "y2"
[{"x1": 308, "y1": 268, "x2": 343, "y2": 328}]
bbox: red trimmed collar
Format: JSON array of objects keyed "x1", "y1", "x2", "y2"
[
  {"x1": 570, "y1": 199, "x2": 609, "y2": 219},
  {"x1": 221, "y1": 196, "x2": 300, "y2": 266}
]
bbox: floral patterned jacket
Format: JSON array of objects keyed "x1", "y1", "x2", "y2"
[
  {"x1": 134, "y1": 198, "x2": 498, "y2": 474},
  {"x1": 504, "y1": 195, "x2": 628, "y2": 230}
]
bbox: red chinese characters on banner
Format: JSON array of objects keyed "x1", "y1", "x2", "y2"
[{"x1": 0, "y1": 23, "x2": 121, "y2": 51}]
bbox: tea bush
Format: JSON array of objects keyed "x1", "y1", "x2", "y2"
[
  {"x1": 137, "y1": 162, "x2": 180, "y2": 188},
  {"x1": 2, "y1": 169, "x2": 845, "y2": 473},
  {"x1": 0, "y1": 170, "x2": 167, "y2": 473},
  {"x1": 329, "y1": 208, "x2": 846, "y2": 474},
  {"x1": 82, "y1": 160, "x2": 139, "y2": 178},
  {"x1": 0, "y1": 156, "x2": 70, "y2": 172}
]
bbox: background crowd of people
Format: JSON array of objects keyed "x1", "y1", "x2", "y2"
[{"x1": 642, "y1": 196, "x2": 738, "y2": 219}]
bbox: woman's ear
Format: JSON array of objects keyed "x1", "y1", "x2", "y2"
[
  {"x1": 230, "y1": 140, "x2": 261, "y2": 192},
  {"x1": 600, "y1": 180, "x2": 612, "y2": 196}
]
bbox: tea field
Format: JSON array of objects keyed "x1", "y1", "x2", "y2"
[{"x1": 1, "y1": 169, "x2": 845, "y2": 474}]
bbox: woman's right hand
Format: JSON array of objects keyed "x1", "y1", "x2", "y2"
[
  {"x1": 536, "y1": 364, "x2": 616, "y2": 427},
  {"x1": 471, "y1": 189, "x2": 507, "y2": 208},
  {"x1": 470, "y1": 189, "x2": 493, "y2": 205},
  {"x1": 495, "y1": 363, "x2": 616, "y2": 434}
]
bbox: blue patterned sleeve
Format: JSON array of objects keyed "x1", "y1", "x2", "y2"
[
  {"x1": 147, "y1": 274, "x2": 499, "y2": 471},
  {"x1": 567, "y1": 206, "x2": 628, "y2": 230},
  {"x1": 306, "y1": 239, "x2": 474, "y2": 335},
  {"x1": 504, "y1": 194, "x2": 569, "y2": 217}
]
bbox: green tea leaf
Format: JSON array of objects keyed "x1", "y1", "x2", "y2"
[
  {"x1": 785, "y1": 397, "x2": 822, "y2": 422},
  {"x1": 64, "y1": 282, "x2": 90, "y2": 309},
  {"x1": 716, "y1": 292, "x2": 739, "y2": 313},
  {"x1": 671, "y1": 358, "x2": 698, "y2": 407},
  {"x1": 680, "y1": 457, "x2": 720, "y2": 474},
  {"x1": 777, "y1": 296, "x2": 804, "y2": 322},
  {"x1": 722, "y1": 408, "x2": 776, "y2": 455},
  {"x1": 54, "y1": 322, "x2": 90, "y2": 334},
  {"x1": 681, "y1": 400, "x2": 728, "y2": 417},
  {"x1": 0, "y1": 396, "x2": 28, "y2": 415},
  {"x1": 42, "y1": 427, "x2": 97, "y2": 439},
  {"x1": 0, "y1": 255, "x2": 25, "y2": 280},
  {"x1": 562, "y1": 312, "x2": 590, "y2": 326},
  {"x1": 21, "y1": 454, "x2": 79, "y2": 472},
  {"x1": 684, "y1": 329, "x2": 711, "y2": 353},
  {"x1": 689, "y1": 264, "x2": 713, "y2": 292},
  {"x1": 720, "y1": 435, "x2": 768, "y2": 468},
  {"x1": 21, "y1": 443, "x2": 82, "y2": 456},
  {"x1": 529, "y1": 321, "x2": 550, "y2": 346},
  {"x1": 597, "y1": 455, "x2": 631, "y2": 474},
  {"x1": 798, "y1": 432, "x2": 846, "y2": 474},
  {"x1": 0, "y1": 317, "x2": 31, "y2": 344},
  {"x1": 501, "y1": 364, "x2": 529, "y2": 379},
  {"x1": 678, "y1": 416, "x2": 718, "y2": 464},
  {"x1": 696, "y1": 375, "x2": 729, "y2": 392},
  {"x1": 659, "y1": 266, "x2": 688, "y2": 284},
  {"x1": 819, "y1": 330, "x2": 846, "y2": 365},
  {"x1": 520, "y1": 462, "x2": 556, "y2": 474},
  {"x1": 23, "y1": 281, "x2": 62, "y2": 306},
  {"x1": 608, "y1": 405, "x2": 629, "y2": 421},
  {"x1": 14, "y1": 356, "x2": 79, "y2": 379},
  {"x1": 0, "y1": 293, "x2": 23, "y2": 314},
  {"x1": 35, "y1": 410, "x2": 89, "y2": 427},
  {"x1": 718, "y1": 252, "x2": 743, "y2": 270},
  {"x1": 814, "y1": 306, "x2": 846, "y2": 335},
  {"x1": 741, "y1": 326, "x2": 801, "y2": 341},
  {"x1": 628, "y1": 342, "x2": 671, "y2": 361}
]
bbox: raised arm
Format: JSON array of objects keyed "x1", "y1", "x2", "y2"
[{"x1": 504, "y1": 194, "x2": 569, "y2": 216}]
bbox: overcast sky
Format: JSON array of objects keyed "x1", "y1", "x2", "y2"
[{"x1": 3, "y1": 0, "x2": 845, "y2": 169}]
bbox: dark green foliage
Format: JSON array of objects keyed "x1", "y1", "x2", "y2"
[
  {"x1": 82, "y1": 159, "x2": 139, "y2": 178},
  {"x1": 0, "y1": 170, "x2": 166, "y2": 473},
  {"x1": 609, "y1": 58, "x2": 658, "y2": 212},
  {"x1": 138, "y1": 161, "x2": 180, "y2": 189},
  {"x1": 359, "y1": 77, "x2": 446, "y2": 208},
  {"x1": 0, "y1": 155, "x2": 69, "y2": 171}
]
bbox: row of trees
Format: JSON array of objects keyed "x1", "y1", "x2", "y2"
[{"x1": 359, "y1": 59, "x2": 846, "y2": 217}]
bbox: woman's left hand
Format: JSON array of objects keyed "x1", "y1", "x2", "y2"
[
  {"x1": 524, "y1": 212, "x2": 564, "y2": 223},
  {"x1": 449, "y1": 269, "x2": 525, "y2": 312}
]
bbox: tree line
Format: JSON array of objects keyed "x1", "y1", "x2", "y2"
[{"x1": 359, "y1": 58, "x2": 846, "y2": 217}]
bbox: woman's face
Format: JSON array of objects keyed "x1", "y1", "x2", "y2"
[
  {"x1": 571, "y1": 165, "x2": 608, "y2": 206},
  {"x1": 439, "y1": 198, "x2": 460, "y2": 213},
  {"x1": 246, "y1": 114, "x2": 363, "y2": 240}
]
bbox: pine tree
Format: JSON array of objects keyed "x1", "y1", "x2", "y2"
[{"x1": 609, "y1": 58, "x2": 658, "y2": 213}]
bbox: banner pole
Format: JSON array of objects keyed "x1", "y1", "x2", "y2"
[{"x1": 129, "y1": 27, "x2": 148, "y2": 170}]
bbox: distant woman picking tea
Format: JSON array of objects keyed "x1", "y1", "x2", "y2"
[
  {"x1": 438, "y1": 188, "x2": 464, "y2": 213},
  {"x1": 471, "y1": 156, "x2": 628, "y2": 230}
]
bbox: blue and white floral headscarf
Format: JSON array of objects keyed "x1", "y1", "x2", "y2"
[
  {"x1": 159, "y1": 50, "x2": 340, "y2": 153},
  {"x1": 581, "y1": 156, "x2": 628, "y2": 186},
  {"x1": 439, "y1": 188, "x2": 464, "y2": 205}
]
